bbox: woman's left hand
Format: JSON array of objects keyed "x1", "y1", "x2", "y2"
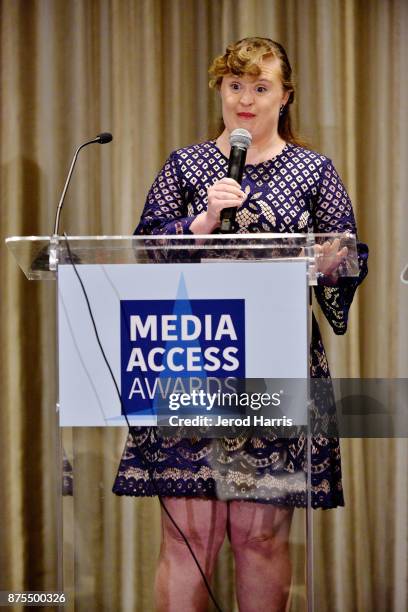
[{"x1": 314, "y1": 238, "x2": 348, "y2": 281}]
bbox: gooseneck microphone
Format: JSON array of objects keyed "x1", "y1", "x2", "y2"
[
  {"x1": 219, "y1": 128, "x2": 252, "y2": 233},
  {"x1": 52, "y1": 132, "x2": 113, "y2": 236}
]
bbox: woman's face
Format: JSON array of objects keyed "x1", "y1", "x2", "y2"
[{"x1": 220, "y1": 56, "x2": 289, "y2": 144}]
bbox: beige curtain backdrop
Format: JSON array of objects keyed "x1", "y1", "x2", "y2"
[{"x1": 1, "y1": 0, "x2": 407, "y2": 610}]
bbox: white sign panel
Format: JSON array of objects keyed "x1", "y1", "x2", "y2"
[{"x1": 57, "y1": 261, "x2": 308, "y2": 426}]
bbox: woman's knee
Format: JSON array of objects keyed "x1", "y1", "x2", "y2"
[
  {"x1": 228, "y1": 501, "x2": 293, "y2": 555},
  {"x1": 161, "y1": 497, "x2": 227, "y2": 554}
]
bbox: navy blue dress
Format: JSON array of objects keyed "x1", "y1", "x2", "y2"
[{"x1": 112, "y1": 141, "x2": 368, "y2": 508}]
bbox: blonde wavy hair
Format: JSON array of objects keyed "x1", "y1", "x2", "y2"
[{"x1": 209, "y1": 37, "x2": 303, "y2": 146}]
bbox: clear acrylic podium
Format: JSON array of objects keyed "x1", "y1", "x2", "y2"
[{"x1": 6, "y1": 233, "x2": 359, "y2": 612}]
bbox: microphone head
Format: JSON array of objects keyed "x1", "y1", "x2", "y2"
[
  {"x1": 97, "y1": 132, "x2": 113, "y2": 144},
  {"x1": 229, "y1": 128, "x2": 252, "y2": 149}
]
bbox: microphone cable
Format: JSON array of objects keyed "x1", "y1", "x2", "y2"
[{"x1": 63, "y1": 233, "x2": 224, "y2": 612}]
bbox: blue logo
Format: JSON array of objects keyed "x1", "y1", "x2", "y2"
[{"x1": 120, "y1": 299, "x2": 245, "y2": 415}]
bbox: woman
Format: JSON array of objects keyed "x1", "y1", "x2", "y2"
[{"x1": 113, "y1": 37, "x2": 368, "y2": 611}]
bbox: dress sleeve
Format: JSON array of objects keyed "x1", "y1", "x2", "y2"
[
  {"x1": 135, "y1": 152, "x2": 196, "y2": 235},
  {"x1": 312, "y1": 158, "x2": 368, "y2": 335}
]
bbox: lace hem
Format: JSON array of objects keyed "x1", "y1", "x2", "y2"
[{"x1": 112, "y1": 467, "x2": 344, "y2": 509}]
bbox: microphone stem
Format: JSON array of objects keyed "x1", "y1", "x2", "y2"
[{"x1": 53, "y1": 138, "x2": 98, "y2": 236}]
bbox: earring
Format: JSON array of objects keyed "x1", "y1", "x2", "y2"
[{"x1": 279, "y1": 105, "x2": 286, "y2": 116}]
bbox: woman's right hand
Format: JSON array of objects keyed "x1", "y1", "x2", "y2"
[{"x1": 190, "y1": 178, "x2": 247, "y2": 234}]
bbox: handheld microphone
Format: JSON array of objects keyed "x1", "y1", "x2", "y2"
[
  {"x1": 52, "y1": 132, "x2": 113, "y2": 236},
  {"x1": 219, "y1": 128, "x2": 252, "y2": 233}
]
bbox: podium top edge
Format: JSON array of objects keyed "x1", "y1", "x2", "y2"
[{"x1": 5, "y1": 232, "x2": 356, "y2": 243}]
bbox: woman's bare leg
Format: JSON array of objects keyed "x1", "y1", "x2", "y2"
[
  {"x1": 229, "y1": 500, "x2": 294, "y2": 612},
  {"x1": 155, "y1": 497, "x2": 227, "y2": 612}
]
